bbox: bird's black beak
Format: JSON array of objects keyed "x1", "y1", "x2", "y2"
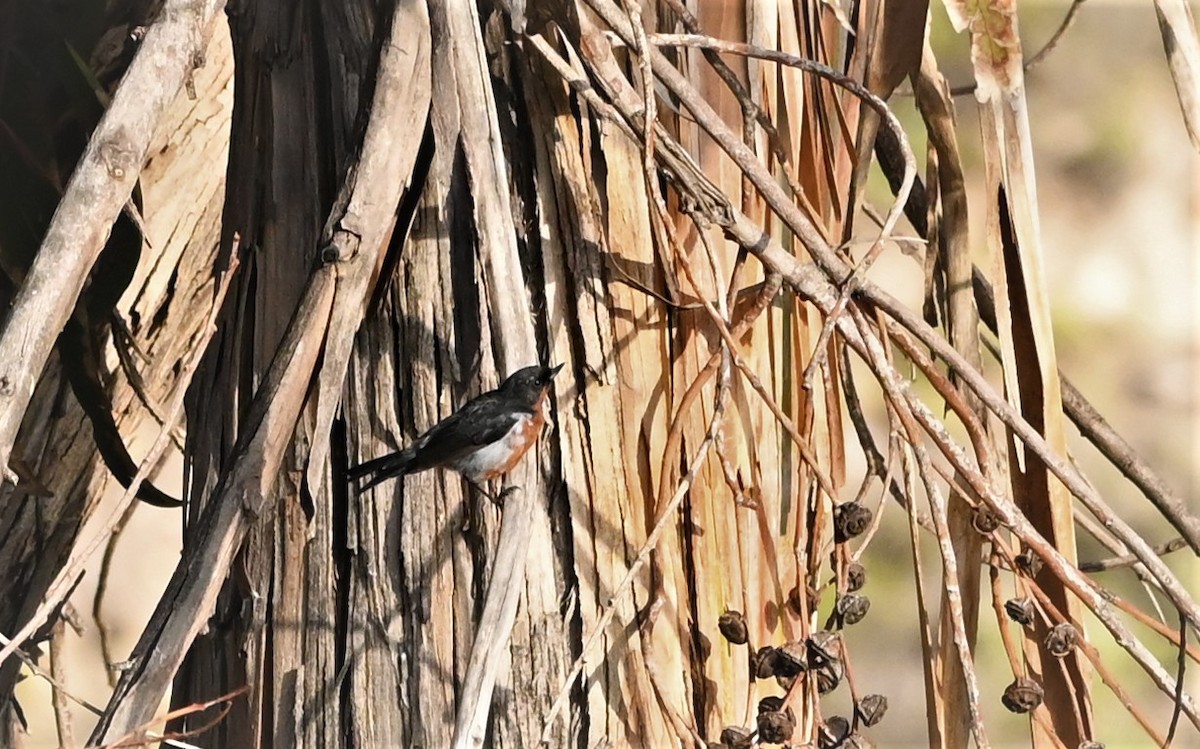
[{"x1": 541, "y1": 363, "x2": 564, "y2": 383}]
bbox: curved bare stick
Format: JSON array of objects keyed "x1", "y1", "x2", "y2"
[
  {"x1": 677, "y1": 216, "x2": 836, "y2": 501},
  {"x1": 0, "y1": 257, "x2": 238, "y2": 672},
  {"x1": 0, "y1": 0, "x2": 228, "y2": 484},
  {"x1": 539, "y1": 357, "x2": 730, "y2": 743},
  {"x1": 863, "y1": 314, "x2": 989, "y2": 748},
  {"x1": 875, "y1": 302, "x2": 1200, "y2": 633},
  {"x1": 1083, "y1": 538, "x2": 1189, "y2": 573},
  {"x1": 721, "y1": 216, "x2": 1200, "y2": 723},
  {"x1": 559, "y1": 8, "x2": 1200, "y2": 635},
  {"x1": 730, "y1": 208, "x2": 1200, "y2": 633},
  {"x1": 644, "y1": 32, "x2": 916, "y2": 278},
  {"x1": 656, "y1": 0, "x2": 830, "y2": 240},
  {"x1": 970, "y1": 270, "x2": 1200, "y2": 555}
]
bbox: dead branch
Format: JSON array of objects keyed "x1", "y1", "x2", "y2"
[
  {"x1": 971, "y1": 270, "x2": 1200, "y2": 555},
  {"x1": 0, "y1": 0, "x2": 227, "y2": 486},
  {"x1": 0, "y1": 257, "x2": 238, "y2": 673},
  {"x1": 452, "y1": 486, "x2": 531, "y2": 748},
  {"x1": 1081, "y1": 538, "x2": 1189, "y2": 573},
  {"x1": 89, "y1": 261, "x2": 333, "y2": 742},
  {"x1": 87, "y1": 0, "x2": 432, "y2": 736}
]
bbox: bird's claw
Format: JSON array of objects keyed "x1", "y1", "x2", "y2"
[{"x1": 492, "y1": 485, "x2": 521, "y2": 508}]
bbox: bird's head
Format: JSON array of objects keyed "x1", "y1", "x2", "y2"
[{"x1": 499, "y1": 363, "x2": 563, "y2": 403}]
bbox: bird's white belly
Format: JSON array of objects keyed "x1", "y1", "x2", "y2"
[{"x1": 451, "y1": 415, "x2": 533, "y2": 481}]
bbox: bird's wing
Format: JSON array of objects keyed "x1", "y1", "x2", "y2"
[
  {"x1": 458, "y1": 395, "x2": 535, "y2": 445},
  {"x1": 402, "y1": 396, "x2": 530, "y2": 471}
]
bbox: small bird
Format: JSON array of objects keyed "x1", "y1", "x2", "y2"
[{"x1": 348, "y1": 364, "x2": 563, "y2": 495}]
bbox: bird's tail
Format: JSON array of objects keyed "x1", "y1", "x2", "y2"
[{"x1": 347, "y1": 449, "x2": 415, "y2": 492}]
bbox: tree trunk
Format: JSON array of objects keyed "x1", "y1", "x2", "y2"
[
  {"x1": 4, "y1": 2, "x2": 1197, "y2": 748},
  {"x1": 0, "y1": 4, "x2": 232, "y2": 742}
]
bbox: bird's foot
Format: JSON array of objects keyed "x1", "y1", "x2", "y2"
[
  {"x1": 492, "y1": 486, "x2": 521, "y2": 508},
  {"x1": 466, "y1": 480, "x2": 519, "y2": 508}
]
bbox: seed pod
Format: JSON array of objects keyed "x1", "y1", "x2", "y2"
[
  {"x1": 757, "y1": 695, "x2": 787, "y2": 716},
  {"x1": 819, "y1": 716, "x2": 850, "y2": 748},
  {"x1": 816, "y1": 660, "x2": 844, "y2": 694},
  {"x1": 756, "y1": 709, "x2": 796, "y2": 745},
  {"x1": 775, "y1": 672, "x2": 796, "y2": 690},
  {"x1": 807, "y1": 630, "x2": 841, "y2": 667},
  {"x1": 1002, "y1": 677, "x2": 1044, "y2": 713},
  {"x1": 1015, "y1": 549, "x2": 1043, "y2": 577},
  {"x1": 834, "y1": 501, "x2": 873, "y2": 542},
  {"x1": 719, "y1": 610, "x2": 750, "y2": 645},
  {"x1": 774, "y1": 640, "x2": 808, "y2": 677},
  {"x1": 1078, "y1": 742, "x2": 1105, "y2": 749},
  {"x1": 1045, "y1": 622, "x2": 1079, "y2": 657},
  {"x1": 787, "y1": 583, "x2": 819, "y2": 615},
  {"x1": 842, "y1": 734, "x2": 874, "y2": 749},
  {"x1": 972, "y1": 506, "x2": 1001, "y2": 533},
  {"x1": 753, "y1": 646, "x2": 779, "y2": 679},
  {"x1": 836, "y1": 593, "x2": 870, "y2": 625},
  {"x1": 856, "y1": 693, "x2": 888, "y2": 727},
  {"x1": 845, "y1": 562, "x2": 866, "y2": 592},
  {"x1": 1004, "y1": 597, "x2": 1036, "y2": 626},
  {"x1": 718, "y1": 726, "x2": 754, "y2": 749}
]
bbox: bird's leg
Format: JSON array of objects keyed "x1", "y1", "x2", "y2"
[
  {"x1": 465, "y1": 478, "x2": 501, "y2": 506},
  {"x1": 465, "y1": 479, "x2": 518, "y2": 508},
  {"x1": 494, "y1": 486, "x2": 520, "y2": 506}
]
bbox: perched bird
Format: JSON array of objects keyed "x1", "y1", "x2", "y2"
[{"x1": 348, "y1": 364, "x2": 563, "y2": 494}]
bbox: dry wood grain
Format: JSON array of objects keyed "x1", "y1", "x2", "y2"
[
  {"x1": 0, "y1": 17, "x2": 233, "y2": 738},
  {"x1": 88, "y1": 1, "x2": 431, "y2": 740},
  {"x1": 0, "y1": 0, "x2": 228, "y2": 486}
]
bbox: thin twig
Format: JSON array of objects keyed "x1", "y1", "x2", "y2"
[
  {"x1": 973, "y1": 269, "x2": 1200, "y2": 555},
  {"x1": 810, "y1": 268, "x2": 1200, "y2": 727},
  {"x1": 901, "y1": 442, "x2": 945, "y2": 745},
  {"x1": 1098, "y1": 589, "x2": 1200, "y2": 664},
  {"x1": 949, "y1": 0, "x2": 1087, "y2": 96},
  {"x1": 49, "y1": 618, "x2": 76, "y2": 747},
  {"x1": 672, "y1": 220, "x2": 836, "y2": 501},
  {"x1": 538, "y1": 364, "x2": 729, "y2": 743},
  {"x1": 1166, "y1": 611, "x2": 1187, "y2": 747},
  {"x1": 94, "y1": 499, "x2": 141, "y2": 687},
  {"x1": 638, "y1": 593, "x2": 709, "y2": 748},
  {"x1": 0, "y1": 631, "x2": 104, "y2": 717},
  {"x1": 867, "y1": 313, "x2": 989, "y2": 748},
  {"x1": 100, "y1": 686, "x2": 249, "y2": 749},
  {"x1": 1081, "y1": 537, "x2": 1188, "y2": 573},
  {"x1": 0, "y1": 0, "x2": 228, "y2": 485},
  {"x1": 0, "y1": 256, "x2": 238, "y2": 670},
  {"x1": 989, "y1": 555, "x2": 1026, "y2": 677},
  {"x1": 643, "y1": 32, "x2": 917, "y2": 388},
  {"x1": 112, "y1": 325, "x2": 187, "y2": 452},
  {"x1": 657, "y1": 0, "x2": 831, "y2": 242}
]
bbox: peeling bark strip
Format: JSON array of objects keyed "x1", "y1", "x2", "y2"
[
  {"x1": 90, "y1": 269, "x2": 337, "y2": 744},
  {"x1": 0, "y1": 0, "x2": 227, "y2": 485},
  {"x1": 87, "y1": 1, "x2": 431, "y2": 742}
]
